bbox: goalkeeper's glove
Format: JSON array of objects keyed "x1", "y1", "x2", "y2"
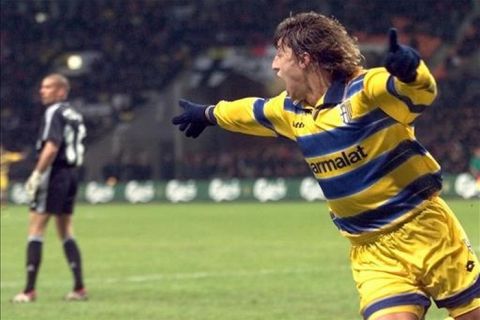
[
  {"x1": 171, "y1": 99, "x2": 216, "y2": 138},
  {"x1": 25, "y1": 170, "x2": 42, "y2": 202},
  {"x1": 385, "y1": 28, "x2": 420, "y2": 83}
]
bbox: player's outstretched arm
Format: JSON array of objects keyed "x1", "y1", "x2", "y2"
[
  {"x1": 384, "y1": 28, "x2": 420, "y2": 83},
  {"x1": 171, "y1": 99, "x2": 216, "y2": 138},
  {"x1": 173, "y1": 94, "x2": 295, "y2": 139}
]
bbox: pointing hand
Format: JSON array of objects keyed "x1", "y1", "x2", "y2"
[{"x1": 385, "y1": 28, "x2": 420, "y2": 83}]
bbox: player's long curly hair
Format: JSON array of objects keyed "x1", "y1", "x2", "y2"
[{"x1": 274, "y1": 12, "x2": 363, "y2": 81}]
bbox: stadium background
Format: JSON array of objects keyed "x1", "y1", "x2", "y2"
[
  {"x1": 1, "y1": 1, "x2": 479, "y2": 319},
  {"x1": 1, "y1": 0, "x2": 479, "y2": 190}
]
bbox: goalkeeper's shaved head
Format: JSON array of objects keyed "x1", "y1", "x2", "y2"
[
  {"x1": 40, "y1": 73, "x2": 71, "y2": 106},
  {"x1": 44, "y1": 73, "x2": 71, "y2": 94},
  {"x1": 274, "y1": 12, "x2": 363, "y2": 81}
]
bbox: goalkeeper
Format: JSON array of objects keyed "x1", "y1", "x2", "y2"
[{"x1": 172, "y1": 12, "x2": 479, "y2": 320}]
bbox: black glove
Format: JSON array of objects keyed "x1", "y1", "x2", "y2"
[
  {"x1": 385, "y1": 28, "x2": 420, "y2": 83},
  {"x1": 172, "y1": 99, "x2": 215, "y2": 138}
]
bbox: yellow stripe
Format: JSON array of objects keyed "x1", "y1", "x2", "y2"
[
  {"x1": 328, "y1": 154, "x2": 440, "y2": 217},
  {"x1": 306, "y1": 123, "x2": 412, "y2": 179},
  {"x1": 293, "y1": 93, "x2": 376, "y2": 136},
  {"x1": 266, "y1": 104, "x2": 297, "y2": 139},
  {"x1": 364, "y1": 63, "x2": 436, "y2": 124},
  {"x1": 215, "y1": 98, "x2": 277, "y2": 137}
]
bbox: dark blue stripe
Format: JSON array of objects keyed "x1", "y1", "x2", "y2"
[
  {"x1": 346, "y1": 74, "x2": 365, "y2": 97},
  {"x1": 363, "y1": 293, "x2": 431, "y2": 319},
  {"x1": 318, "y1": 140, "x2": 428, "y2": 199},
  {"x1": 387, "y1": 76, "x2": 427, "y2": 113},
  {"x1": 435, "y1": 275, "x2": 480, "y2": 308},
  {"x1": 253, "y1": 98, "x2": 276, "y2": 134},
  {"x1": 207, "y1": 106, "x2": 217, "y2": 124},
  {"x1": 298, "y1": 108, "x2": 396, "y2": 158},
  {"x1": 332, "y1": 172, "x2": 442, "y2": 234},
  {"x1": 323, "y1": 79, "x2": 346, "y2": 105},
  {"x1": 283, "y1": 98, "x2": 300, "y2": 113}
]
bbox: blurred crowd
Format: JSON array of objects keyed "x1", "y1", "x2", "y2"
[
  {"x1": 1, "y1": 0, "x2": 479, "y2": 181},
  {"x1": 178, "y1": 143, "x2": 310, "y2": 180}
]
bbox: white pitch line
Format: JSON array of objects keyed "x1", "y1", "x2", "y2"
[{"x1": 1, "y1": 266, "x2": 342, "y2": 289}]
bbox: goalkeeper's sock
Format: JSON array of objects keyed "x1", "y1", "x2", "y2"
[
  {"x1": 24, "y1": 236, "x2": 43, "y2": 293},
  {"x1": 63, "y1": 238, "x2": 85, "y2": 291}
]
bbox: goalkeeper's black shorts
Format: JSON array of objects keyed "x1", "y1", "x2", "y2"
[{"x1": 30, "y1": 166, "x2": 79, "y2": 215}]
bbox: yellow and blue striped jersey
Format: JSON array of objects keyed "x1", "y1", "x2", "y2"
[{"x1": 213, "y1": 61, "x2": 441, "y2": 241}]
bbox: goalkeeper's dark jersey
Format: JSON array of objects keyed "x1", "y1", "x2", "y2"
[
  {"x1": 36, "y1": 102, "x2": 87, "y2": 168},
  {"x1": 213, "y1": 61, "x2": 441, "y2": 241}
]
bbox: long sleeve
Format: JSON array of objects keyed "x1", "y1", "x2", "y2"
[
  {"x1": 213, "y1": 91, "x2": 297, "y2": 140},
  {"x1": 364, "y1": 61, "x2": 437, "y2": 124}
]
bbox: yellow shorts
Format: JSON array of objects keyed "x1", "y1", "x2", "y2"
[{"x1": 350, "y1": 196, "x2": 480, "y2": 319}]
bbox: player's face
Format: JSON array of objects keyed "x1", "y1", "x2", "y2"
[
  {"x1": 39, "y1": 77, "x2": 66, "y2": 106},
  {"x1": 272, "y1": 42, "x2": 308, "y2": 101}
]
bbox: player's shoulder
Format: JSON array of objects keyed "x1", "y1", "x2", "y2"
[
  {"x1": 265, "y1": 91, "x2": 288, "y2": 104},
  {"x1": 266, "y1": 91, "x2": 301, "y2": 112},
  {"x1": 363, "y1": 66, "x2": 393, "y2": 81},
  {"x1": 47, "y1": 101, "x2": 69, "y2": 115},
  {"x1": 44, "y1": 102, "x2": 64, "y2": 121},
  {"x1": 363, "y1": 66, "x2": 389, "y2": 79},
  {"x1": 360, "y1": 67, "x2": 391, "y2": 92},
  {"x1": 56, "y1": 101, "x2": 75, "y2": 112},
  {"x1": 58, "y1": 102, "x2": 83, "y2": 122}
]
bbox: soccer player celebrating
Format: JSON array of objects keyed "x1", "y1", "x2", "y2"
[
  {"x1": 172, "y1": 12, "x2": 480, "y2": 320},
  {"x1": 12, "y1": 74, "x2": 87, "y2": 303}
]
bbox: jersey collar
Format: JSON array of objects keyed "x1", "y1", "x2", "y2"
[
  {"x1": 322, "y1": 78, "x2": 347, "y2": 106},
  {"x1": 293, "y1": 78, "x2": 347, "y2": 111},
  {"x1": 297, "y1": 74, "x2": 360, "y2": 110},
  {"x1": 316, "y1": 71, "x2": 366, "y2": 109},
  {"x1": 313, "y1": 77, "x2": 348, "y2": 110}
]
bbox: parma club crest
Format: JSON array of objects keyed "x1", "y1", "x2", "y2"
[
  {"x1": 340, "y1": 100, "x2": 352, "y2": 124},
  {"x1": 339, "y1": 100, "x2": 353, "y2": 124}
]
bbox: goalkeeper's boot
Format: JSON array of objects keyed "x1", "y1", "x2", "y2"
[
  {"x1": 11, "y1": 290, "x2": 36, "y2": 303},
  {"x1": 65, "y1": 288, "x2": 88, "y2": 301}
]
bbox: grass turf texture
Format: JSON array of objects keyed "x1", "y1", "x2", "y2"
[{"x1": 1, "y1": 200, "x2": 479, "y2": 320}]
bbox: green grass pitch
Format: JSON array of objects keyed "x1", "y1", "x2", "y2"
[{"x1": 1, "y1": 200, "x2": 479, "y2": 320}]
